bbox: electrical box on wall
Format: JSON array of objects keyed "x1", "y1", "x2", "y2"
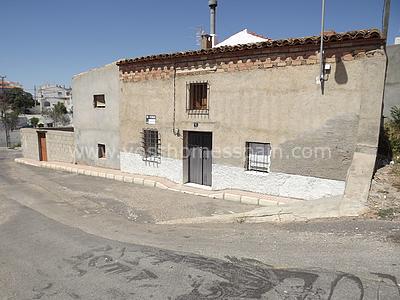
[{"x1": 146, "y1": 115, "x2": 156, "y2": 125}]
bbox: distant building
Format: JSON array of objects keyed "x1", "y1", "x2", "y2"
[
  {"x1": 0, "y1": 80, "x2": 23, "y2": 90},
  {"x1": 395, "y1": 37, "x2": 400, "y2": 45},
  {"x1": 36, "y1": 84, "x2": 72, "y2": 112}
]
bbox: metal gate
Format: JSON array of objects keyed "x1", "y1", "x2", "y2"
[{"x1": 188, "y1": 132, "x2": 212, "y2": 186}]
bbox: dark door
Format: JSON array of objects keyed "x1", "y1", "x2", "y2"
[
  {"x1": 188, "y1": 132, "x2": 212, "y2": 186},
  {"x1": 38, "y1": 132, "x2": 47, "y2": 161}
]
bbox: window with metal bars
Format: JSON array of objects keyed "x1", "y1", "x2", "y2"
[
  {"x1": 93, "y1": 94, "x2": 105, "y2": 108},
  {"x1": 142, "y1": 129, "x2": 161, "y2": 162},
  {"x1": 245, "y1": 142, "x2": 271, "y2": 172},
  {"x1": 187, "y1": 82, "x2": 209, "y2": 114}
]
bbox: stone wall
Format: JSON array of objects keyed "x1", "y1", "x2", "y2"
[
  {"x1": 46, "y1": 130, "x2": 74, "y2": 163},
  {"x1": 20, "y1": 128, "x2": 74, "y2": 163},
  {"x1": 0, "y1": 130, "x2": 21, "y2": 147},
  {"x1": 21, "y1": 128, "x2": 39, "y2": 160}
]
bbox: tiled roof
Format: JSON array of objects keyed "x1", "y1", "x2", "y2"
[
  {"x1": 117, "y1": 29, "x2": 383, "y2": 66},
  {"x1": 247, "y1": 30, "x2": 270, "y2": 40}
]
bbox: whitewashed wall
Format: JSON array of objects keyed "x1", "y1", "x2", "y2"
[{"x1": 120, "y1": 151, "x2": 345, "y2": 200}]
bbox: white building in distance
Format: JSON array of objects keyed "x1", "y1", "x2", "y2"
[{"x1": 36, "y1": 84, "x2": 72, "y2": 112}]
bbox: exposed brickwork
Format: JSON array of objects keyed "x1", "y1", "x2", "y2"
[
  {"x1": 119, "y1": 28, "x2": 385, "y2": 83},
  {"x1": 118, "y1": 29, "x2": 383, "y2": 66},
  {"x1": 120, "y1": 47, "x2": 385, "y2": 83}
]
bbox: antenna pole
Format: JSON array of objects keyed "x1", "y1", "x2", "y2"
[
  {"x1": 319, "y1": 0, "x2": 326, "y2": 94},
  {"x1": 0, "y1": 75, "x2": 10, "y2": 147},
  {"x1": 382, "y1": 0, "x2": 391, "y2": 40}
]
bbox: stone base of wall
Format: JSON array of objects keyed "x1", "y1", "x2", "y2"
[
  {"x1": 120, "y1": 152, "x2": 183, "y2": 183},
  {"x1": 212, "y1": 164, "x2": 345, "y2": 200},
  {"x1": 120, "y1": 152, "x2": 345, "y2": 200}
]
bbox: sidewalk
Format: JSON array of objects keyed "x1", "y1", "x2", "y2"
[{"x1": 15, "y1": 158, "x2": 303, "y2": 208}]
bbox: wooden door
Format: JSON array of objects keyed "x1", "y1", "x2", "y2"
[
  {"x1": 188, "y1": 132, "x2": 212, "y2": 186},
  {"x1": 38, "y1": 132, "x2": 47, "y2": 161}
]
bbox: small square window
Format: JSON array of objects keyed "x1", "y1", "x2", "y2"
[
  {"x1": 94, "y1": 94, "x2": 105, "y2": 108},
  {"x1": 142, "y1": 129, "x2": 160, "y2": 162},
  {"x1": 187, "y1": 82, "x2": 208, "y2": 113},
  {"x1": 98, "y1": 144, "x2": 106, "y2": 159},
  {"x1": 246, "y1": 142, "x2": 271, "y2": 172}
]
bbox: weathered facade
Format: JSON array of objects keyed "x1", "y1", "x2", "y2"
[
  {"x1": 20, "y1": 29, "x2": 387, "y2": 202},
  {"x1": 116, "y1": 29, "x2": 386, "y2": 200},
  {"x1": 72, "y1": 63, "x2": 120, "y2": 169}
]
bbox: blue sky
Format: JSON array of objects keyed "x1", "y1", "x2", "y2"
[{"x1": 1, "y1": 0, "x2": 399, "y2": 92}]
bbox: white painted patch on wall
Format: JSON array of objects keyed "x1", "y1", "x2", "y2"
[
  {"x1": 120, "y1": 152, "x2": 345, "y2": 200},
  {"x1": 212, "y1": 164, "x2": 345, "y2": 200},
  {"x1": 120, "y1": 152, "x2": 182, "y2": 183}
]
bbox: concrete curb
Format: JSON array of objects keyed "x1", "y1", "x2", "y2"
[{"x1": 14, "y1": 158, "x2": 303, "y2": 208}]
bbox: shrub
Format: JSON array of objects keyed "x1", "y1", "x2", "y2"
[
  {"x1": 30, "y1": 117, "x2": 40, "y2": 128},
  {"x1": 386, "y1": 106, "x2": 400, "y2": 162}
]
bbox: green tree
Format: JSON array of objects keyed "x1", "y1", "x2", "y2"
[
  {"x1": 30, "y1": 117, "x2": 40, "y2": 128},
  {"x1": 0, "y1": 87, "x2": 34, "y2": 147},
  {"x1": 44, "y1": 102, "x2": 70, "y2": 127},
  {"x1": 4, "y1": 88, "x2": 35, "y2": 112}
]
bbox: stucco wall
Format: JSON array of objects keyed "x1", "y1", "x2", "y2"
[
  {"x1": 383, "y1": 45, "x2": 400, "y2": 119},
  {"x1": 72, "y1": 63, "x2": 120, "y2": 169},
  {"x1": 20, "y1": 128, "x2": 74, "y2": 163},
  {"x1": 119, "y1": 51, "x2": 386, "y2": 187}
]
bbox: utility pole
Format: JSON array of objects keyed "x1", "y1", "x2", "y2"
[
  {"x1": 319, "y1": 0, "x2": 326, "y2": 94},
  {"x1": 0, "y1": 75, "x2": 10, "y2": 147},
  {"x1": 382, "y1": 0, "x2": 391, "y2": 40}
]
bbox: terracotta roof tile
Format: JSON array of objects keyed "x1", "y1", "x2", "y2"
[{"x1": 117, "y1": 29, "x2": 383, "y2": 66}]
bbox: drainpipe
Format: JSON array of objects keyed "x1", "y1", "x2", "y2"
[{"x1": 172, "y1": 65, "x2": 179, "y2": 137}]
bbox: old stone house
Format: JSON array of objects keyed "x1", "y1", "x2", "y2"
[
  {"x1": 22, "y1": 29, "x2": 386, "y2": 202},
  {"x1": 113, "y1": 29, "x2": 385, "y2": 200}
]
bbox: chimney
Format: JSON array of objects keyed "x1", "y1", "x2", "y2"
[
  {"x1": 209, "y1": 0, "x2": 217, "y2": 47},
  {"x1": 201, "y1": 34, "x2": 213, "y2": 50}
]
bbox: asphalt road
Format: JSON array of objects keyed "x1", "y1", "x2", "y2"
[{"x1": 1, "y1": 149, "x2": 400, "y2": 299}]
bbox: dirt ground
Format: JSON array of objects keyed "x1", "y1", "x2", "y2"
[{"x1": 367, "y1": 164, "x2": 400, "y2": 221}]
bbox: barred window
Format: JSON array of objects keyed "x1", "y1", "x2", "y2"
[
  {"x1": 93, "y1": 94, "x2": 105, "y2": 108},
  {"x1": 142, "y1": 129, "x2": 160, "y2": 162},
  {"x1": 187, "y1": 82, "x2": 208, "y2": 113},
  {"x1": 246, "y1": 142, "x2": 271, "y2": 172}
]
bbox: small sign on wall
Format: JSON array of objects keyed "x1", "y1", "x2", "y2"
[{"x1": 146, "y1": 115, "x2": 156, "y2": 125}]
